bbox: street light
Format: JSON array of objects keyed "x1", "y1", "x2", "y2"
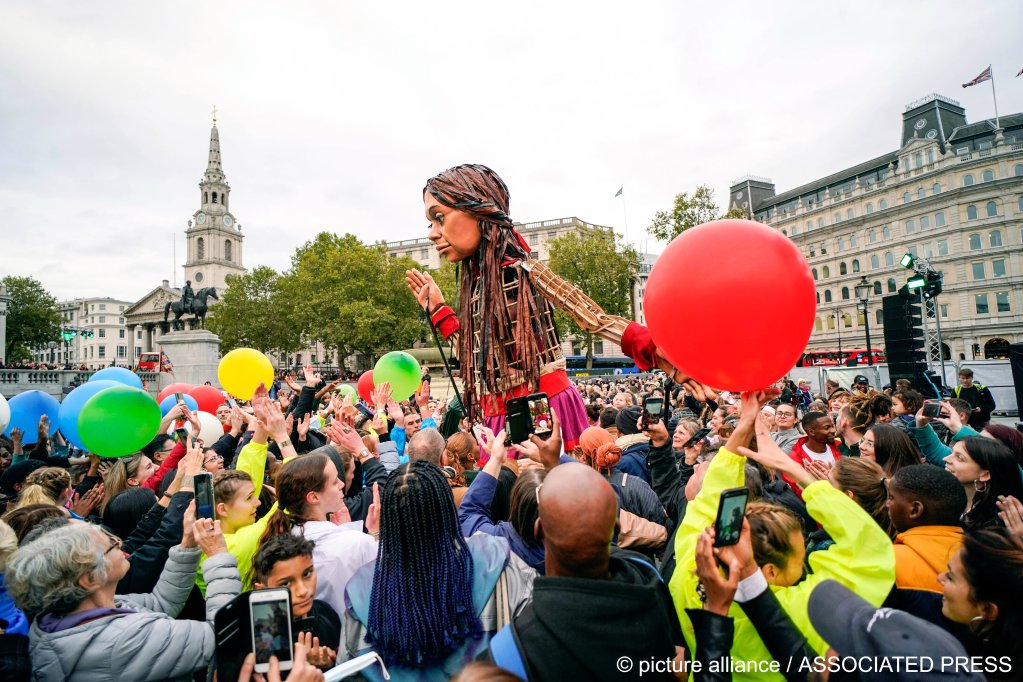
[
  {"x1": 854, "y1": 275, "x2": 874, "y2": 365},
  {"x1": 832, "y1": 309, "x2": 845, "y2": 360}
]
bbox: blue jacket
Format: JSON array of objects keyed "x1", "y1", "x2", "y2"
[
  {"x1": 0, "y1": 573, "x2": 28, "y2": 636},
  {"x1": 614, "y1": 441, "x2": 652, "y2": 486},
  {"x1": 458, "y1": 470, "x2": 546, "y2": 574},
  {"x1": 390, "y1": 418, "x2": 438, "y2": 463}
]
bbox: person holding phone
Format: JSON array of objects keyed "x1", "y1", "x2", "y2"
[{"x1": 668, "y1": 389, "x2": 895, "y2": 681}]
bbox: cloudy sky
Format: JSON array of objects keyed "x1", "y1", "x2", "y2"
[{"x1": 2, "y1": 1, "x2": 1021, "y2": 302}]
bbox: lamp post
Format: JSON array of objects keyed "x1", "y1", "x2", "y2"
[
  {"x1": 855, "y1": 275, "x2": 873, "y2": 366},
  {"x1": 833, "y1": 309, "x2": 844, "y2": 361}
]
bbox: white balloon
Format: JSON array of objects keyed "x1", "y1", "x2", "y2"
[
  {"x1": 187, "y1": 411, "x2": 225, "y2": 445},
  {"x1": 0, "y1": 394, "x2": 10, "y2": 434}
]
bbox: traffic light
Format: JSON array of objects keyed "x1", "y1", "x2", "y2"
[
  {"x1": 973, "y1": 343, "x2": 981, "y2": 356},
  {"x1": 882, "y1": 293, "x2": 928, "y2": 389}
]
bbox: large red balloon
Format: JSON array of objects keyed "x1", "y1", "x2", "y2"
[
  {"x1": 644, "y1": 219, "x2": 816, "y2": 390},
  {"x1": 188, "y1": 385, "x2": 226, "y2": 415},
  {"x1": 157, "y1": 382, "x2": 193, "y2": 404},
  {"x1": 357, "y1": 371, "x2": 375, "y2": 404}
]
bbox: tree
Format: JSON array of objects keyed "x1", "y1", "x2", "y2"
[
  {"x1": 2, "y1": 276, "x2": 62, "y2": 362},
  {"x1": 548, "y1": 229, "x2": 641, "y2": 368},
  {"x1": 647, "y1": 185, "x2": 720, "y2": 241},
  {"x1": 206, "y1": 266, "x2": 304, "y2": 357},
  {"x1": 722, "y1": 205, "x2": 751, "y2": 220}
]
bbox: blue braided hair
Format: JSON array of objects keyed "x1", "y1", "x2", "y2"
[{"x1": 366, "y1": 460, "x2": 482, "y2": 667}]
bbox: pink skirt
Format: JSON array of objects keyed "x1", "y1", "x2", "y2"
[{"x1": 479, "y1": 384, "x2": 588, "y2": 463}]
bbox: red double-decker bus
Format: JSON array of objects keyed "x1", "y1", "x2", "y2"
[{"x1": 798, "y1": 348, "x2": 886, "y2": 367}]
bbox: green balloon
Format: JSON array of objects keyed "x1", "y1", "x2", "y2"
[
  {"x1": 373, "y1": 351, "x2": 422, "y2": 400},
  {"x1": 78, "y1": 386, "x2": 162, "y2": 458},
  {"x1": 338, "y1": 384, "x2": 357, "y2": 403}
]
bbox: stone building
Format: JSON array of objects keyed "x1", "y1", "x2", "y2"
[{"x1": 730, "y1": 94, "x2": 1023, "y2": 361}]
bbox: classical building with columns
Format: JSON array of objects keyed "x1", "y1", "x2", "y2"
[
  {"x1": 123, "y1": 117, "x2": 247, "y2": 356},
  {"x1": 730, "y1": 94, "x2": 1023, "y2": 361}
]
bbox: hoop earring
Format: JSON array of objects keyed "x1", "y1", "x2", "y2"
[{"x1": 974, "y1": 480, "x2": 988, "y2": 493}]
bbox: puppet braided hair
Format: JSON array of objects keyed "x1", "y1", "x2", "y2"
[
  {"x1": 366, "y1": 461, "x2": 482, "y2": 667},
  {"x1": 424, "y1": 164, "x2": 551, "y2": 422}
]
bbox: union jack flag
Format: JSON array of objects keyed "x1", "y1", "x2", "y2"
[
  {"x1": 962, "y1": 66, "x2": 992, "y2": 88},
  {"x1": 160, "y1": 349, "x2": 175, "y2": 374},
  {"x1": 1017, "y1": 66, "x2": 1023, "y2": 77}
]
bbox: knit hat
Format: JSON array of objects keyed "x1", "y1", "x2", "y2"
[
  {"x1": 578, "y1": 427, "x2": 622, "y2": 471},
  {"x1": 615, "y1": 405, "x2": 643, "y2": 436}
]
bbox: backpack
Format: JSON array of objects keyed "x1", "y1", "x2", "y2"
[{"x1": 488, "y1": 555, "x2": 662, "y2": 680}]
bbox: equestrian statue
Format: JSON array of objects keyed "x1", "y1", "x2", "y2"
[{"x1": 164, "y1": 281, "x2": 220, "y2": 331}]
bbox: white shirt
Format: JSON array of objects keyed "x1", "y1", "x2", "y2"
[
  {"x1": 295, "y1": 521, "x2": 379, "y2": 617},
  {"x1": 801, "y1": 442, "x2": 835, "y2": 465}
]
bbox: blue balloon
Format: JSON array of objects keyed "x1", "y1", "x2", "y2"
[
  {"x1": 3, "y1": 390, "x2": 61, "y2": 445},
  {"x1": 89, "y1": 367, "x2": 143, "y2": 389},
  {"x1": 159, "y1": 392, "x2": 198, "y2": 417},
  {"x1": 59, "y1": 380, "x2": 121, "y2": 450}
]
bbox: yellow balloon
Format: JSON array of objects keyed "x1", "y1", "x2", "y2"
[{"x1": 218, "y1": 348, "x2": 274, "y2": 399}]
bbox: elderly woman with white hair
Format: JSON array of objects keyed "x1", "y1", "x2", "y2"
[{"x1": 6, "y1": 504, "x2": 240, "y2": 681}]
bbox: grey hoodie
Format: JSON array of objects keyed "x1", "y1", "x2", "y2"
[{"x1": 27, "y1": 545, "x2": 241, "y2": 682}]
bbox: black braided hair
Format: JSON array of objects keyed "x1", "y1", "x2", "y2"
[{"x1": 366, "y1": 461, "x2": 482, "y2": 667}]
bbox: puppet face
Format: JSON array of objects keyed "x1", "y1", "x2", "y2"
[{"x1": 424, "y1": 193, "x2": 481, "y2": 263}]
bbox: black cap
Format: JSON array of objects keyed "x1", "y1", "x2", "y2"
[
  {"x1": 0, "y1": 459, "x2": 46, "y2": 497},
  {"x1": 615, "y1": 405, "x2": 644, "y2": 435},
  {"x1": 854, "y1": 375, "x2": 869, "y2": 384},
  {"x1": 808, "y1": 580, "x2": 984, "y2": 681}
]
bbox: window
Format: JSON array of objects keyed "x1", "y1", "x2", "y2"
[
  {"x1": 820, "y1": 241, "x2": 827, "y2": 255},
  {"x1": 806, "y1": 221, "x2": 813, "y2": 232},
  {"x1": 972, "y1": 263, "x2": 986, "y2": 280},
  {"x1": 865, "y1": 202, "x2": 874, "y2": 214},
  {"x1": 841, "y1": 286, "x2": 850, "y2": 300},
  {"x1": 868, "y1": 229, "x2": 877, "y2": 243},
  {"x1": 990, "y1": 230, "x2": 1003, "y2": 247},
  {"x1": 118, "y1": 329, "x2": 125, "y2": 339},
  {"x1": 938, "y1": 240, "x2": 949, "y2": 256},
  {"x1": 203, "y1": 192, "x2": 208, "y2": 203},
  {"x1": 99, "y1": 316, "x2": 105, "y2": 323},
  {"x1": 908, "y1": 245, "x2": 918, "y2": 258},
  {"x1": 1016, "y1": 164, "x2": 1023, "y2": 177},
  {"x1": 815, "y1": 318, "x2": 823, "y2": 331},
  {"x1": 827, "y1": 315, "x2": 835, "y2": 330},
  {"x1": 920, "y1": 215, "x2": 930, "y2": 230},
  {"x1": 966, "y1": 205, "x2": 978, "y2": 220},
  {"x1": 135, "y1": 347, "x2": 142, "y2": 358},
  {"x1": 879, "y1": 199, "x2": 888, "y2": 210},
  {"x1": 824, "y1": 290, "x2": 833, "y2": 303},
  {"x1": 594, "y1": 340, "x2": 604, "y2": 354},
  {"x1": 914, "y1": 152, "x2": 923, "y2": 168},
  {"x1": 812, "y1": 268, "x2": 818, "y2": 281},
  {"x1": 852, "y1": 259, "x2": 860, "y2": 273},
  {"x1": 905, "y1": 219, "x2": 915, "y2": 234},
  {"x1": 822, "y1": 265, "x2": 831, "y2": 278},
  {"x1": 940, "y1": 304, "x2": 948, "y2": 318},
  {"x1": 843, "y1": 313, "x2": 853, "y2": 328},
  {"x1": 212, "y1": 192, "x2": 218, "y2": 203},
  {"x1": 837, "y1": 238, "x2": 845, "y2": 251},
  {"x1": 840, "y1": 262, "x2": 848, "y2": 275},
  {"x1": 792, "y1": 225, "x2": 798, "y2": 236},
  {"x1": 876, "y1": 309, "x2": 883, "y2": 324},
  {"x1": 975, "y1": 294, "x2": 989, "y2": 314},
  {"x1": 197, "y1": 237, "x2": 205, "y2": 259},
  {"x1": 870, "y1": 254, "x2": 880, "y2": 269},
  {"x1": 986, "y1": 201, "x2": 997, "y2": 217},
  {"x1": 928, "y1": 149, "x2": 935, "y2": 165},
  {"x1": 120, "y1": 306, "x2": 125, "y2": 312},
  {"x1": 846, "y1": 209, "x2": 854, "y2": 220},
  {"x1": 917, "y1": 187, "x2": 925, "y2": 199},
  {"x1": 100, "y1": 304, "x2": 106, "y2": 310},
  {"x1": 887, "y1": 278, "x2": 897, "y2": 293},
  {"x1": 849, "y1": 233, "x2": 857, "y2": 247},
  {"x1": 873, "y1": 281, "x2": 882, "y2": 295},
  {"x1": 982, "y1": 170, "x2": 994, "y2": 183},
  {"x1": 996, "y1": 292, "x2": 1010, "y2": 313},
  {"x1": 817, "y1": 218, "x2": 824, "y2": 228},
  {"x1": 993, "y1": 259, "x2": 1006, "y2": 277},
  {"x1": 136, "y1": 330, "x2": 142, "y2": 339},
  {"x1": 117, "y1": 346, "x2": 127, "y2": 358},
  {"x1": 1019, "y1": 196, "x2": 1023, "y2": 212},
  {"x1": 834, "y1": 213, "x2": 841, "y2": 223},
  {"x1": 882, "y1": 226, "x2": 891, "y2": 239},
  {"x1": 816, "y1": 291, "x2": 821, "y2": 304},
  {"x1": 809, "y1": 246, "x2": 816, "y2": 257},
  {"x1": 932, "y1": 182, "x2": 940, "y2": 194},
  {"x1": 529, "y1": 234, "x2": 538, "y2": 246},
  {"x1": 884, "y1": 252, "x2": 894, "y2": 267},
  {"x1": 782, "y1": 229, "x2": 787, "y2": 237},
  {"x1": 903, "y1": 192, "x2": 911, "y2": 203},
  {"x1": 225, "y1": 239, "x2": 232, "y2": 261},
  {"x1": 963, "y1": 174, "x2": 974, "y2": 186},
  {"x1": 969, "y1": 233, "x2": 982, "y2": 249}
]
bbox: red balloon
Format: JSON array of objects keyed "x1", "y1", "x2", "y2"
[
  {"x1": 157, "y1": 382, "x2": 193, "y2": 405},
  {"x1": 644, "y1": 219, "x2": 816, "y2": 391},
  {"x1": 188, "y1": 385, "x2": 226, "y2": 415},
  {"x1": 357, "y1": 371, "x2": 375, "y2": 403}
]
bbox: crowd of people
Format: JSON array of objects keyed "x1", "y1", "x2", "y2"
[{"x1": 0, "y1": 361, "x2": 1019, "y2": 681}]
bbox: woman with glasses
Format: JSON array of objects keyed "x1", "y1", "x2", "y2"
[{"x1": 6, "y1": 503, "x2": 241, "y2": 681}]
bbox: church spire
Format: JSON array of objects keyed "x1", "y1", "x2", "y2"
[{"x1": 204, "y1": 108, "x2": 225, "y2": 184}]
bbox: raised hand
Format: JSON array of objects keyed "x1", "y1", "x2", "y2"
[
  {"x1": 296, "y1": 631, "x2": 337, "y2": 671},
  {"x1": 694, "y1": 528, "x2": 741, "y2": 616},
  {"x1": 71, "y1": 483, "x2": 105, "y2": 517},
  {"x1": 325, "y1": 420, "x2": 364, "y2": 454},
  {"x1": 405, "y1": 268, "x2": 444, "y2": 311},
  {"x1": 997, "y1": 495, "x2": 1023, "y2": 540},
  {"x1": 372, "y1": 381, "x2": 392, "y2": 412},
  {"x1": 303, "y1": 364, "x2": 320, "y2": 388},
  {"x1": 182, "y1": 404, "x2": 201, "y2": 435},
  {"x1": 365, "y1": 483, "x2": 381, "y2": 536},
  {"x1": 297, "y1": 413, "x2": 311, "y2": 441}
]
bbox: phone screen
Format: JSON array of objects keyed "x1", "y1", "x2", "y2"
[
  {"x1": 714, "y1": 487, "x2": 750, "y2": 547},
  {"x1": 250, "y1": 595, "x2": 293, "y2": 668},
  {"x1": 683, "y1": 427, "x2": 711, "y2": 449},
  {"x1": 173, "y1": 392, "x2": 184, "y2": 404},
  {"x1": 528, "y1": 395, "x2": 552, "y2": 437},
  {"x1": 643, "y1": 397, "x2": 664, "y2": 426},
  {"x1": 195, "y1": 473, "x2": 215, "y2": 519},
  {"x1": 505, "y1": 399, "x2": 532, "y2": 445}
]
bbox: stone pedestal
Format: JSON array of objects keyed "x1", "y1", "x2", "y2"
[{"x1": 157, "y1": 330, "x2": 221, "y2": 389}]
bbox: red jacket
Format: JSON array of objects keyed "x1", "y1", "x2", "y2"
[
  {"x1": 783, "y1": 436, "x2": 842, "y2": 497},
  {"x1": 144, "y1": 438, "x2": 186, "y2": 492}
]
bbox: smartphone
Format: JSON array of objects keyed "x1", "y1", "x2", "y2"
[
  {"x1": 226, "y1": 396, "x2": 238, "y2": 409},
  {"x1": 194, "y1": 472, "x2": 215, "y2": 519},
  {"x1": 713, "y1": 487, "x2": 750, "y2": 547},
  {"x1": 642, "y1": 396, "x2": 664, "y2": 428},
  {"x1": 174, "y1": 427, "x2": 189, "y2": 444},
  {"x1": 922, "y1": 400, "x2": 947, "y2": 419},
  {"x1": 682, "y1": 427, "x2": 712, "y2": 449},
  {"x1": 173, "y1": 391, "x2": 184, "y2": 404},
  {"x1": 505, "y1": 392, "x2": 550, "y2": 444},
  {"x1": 249, "y1": 588, "x2": 293, "y2": 674}
]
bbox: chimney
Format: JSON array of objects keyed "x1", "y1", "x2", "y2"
[{"x1": 162, "y1": 280, "x2": 170, "y2": 288}]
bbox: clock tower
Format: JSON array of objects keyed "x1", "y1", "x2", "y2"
[{"x1": 184, "y1": 110, "x2": 246, "y2": 292}]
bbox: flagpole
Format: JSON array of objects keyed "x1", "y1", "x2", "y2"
[
  {"x1": 619, "y1": 188, "x2": 630, "y2": 245},
  {"x1": 989, "y1": 64, "x2": 1001, "y2": 129}
]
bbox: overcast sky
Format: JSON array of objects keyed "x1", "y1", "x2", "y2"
[{"x1": 2, "y1": 1, "x2": 1021, "y2": 302}]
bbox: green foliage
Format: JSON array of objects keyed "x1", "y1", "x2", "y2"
[
  {"x1": 548, "y1": 229, "x2": 640, "y2": 367},
  {"x1": 647, "y1": 184, "x2": 724, "y2": 242},
  {"x1": 721, "y1": 206, "x2": 751, "y2": 220},
  {"x1": 1, "y1": 275, "x2": 62, "y2": 362},
  {"x1": 206, "y1": 266, "x2": 304, "y2": 356}
]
